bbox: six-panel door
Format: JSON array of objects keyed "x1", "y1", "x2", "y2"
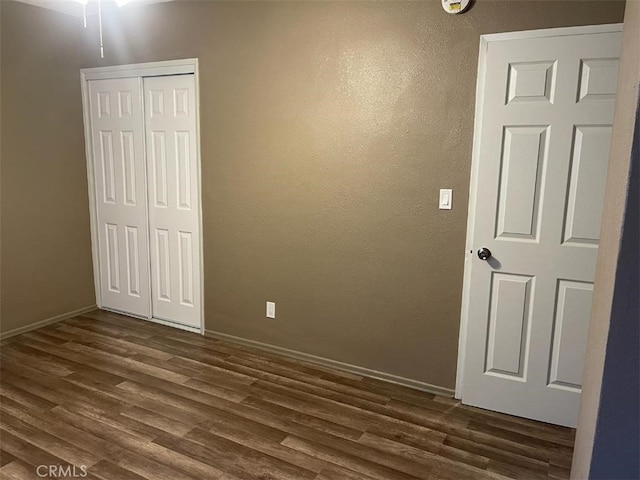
[
  {"x1": 88, "y1": 78, "x2": 151, "y2": 319},
  {"x1": 462, "y1": 30, "x2": 621, "y2": 427},
  {"x1": 144, "y1": 75, "x2": 201, "y2": 328},
  {"x1": 88, "y1": 74, "x2": 201, "y2": 329}
]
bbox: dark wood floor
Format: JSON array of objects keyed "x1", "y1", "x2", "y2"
[{"x1": 0, "y1": 310, "x2": 575, "y2": 480}]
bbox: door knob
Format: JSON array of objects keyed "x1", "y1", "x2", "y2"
[{"x1": 477, "y1": 247, "x2": 492, "y2": 260}]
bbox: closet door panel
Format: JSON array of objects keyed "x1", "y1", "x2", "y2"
[
  {"x1": 144, "y1": 75, "x2": 201, "y2": 328},
  {"x1": 89, "y1": 78, "x2": 151, "y2": 318}
]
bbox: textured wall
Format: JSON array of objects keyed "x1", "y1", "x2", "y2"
[
  {"x1": 78, "y1": 0, "x2": 625, "y2": 389},
  {"x1": 0, "y1": 2, "x2": 95, "y2": 334}
]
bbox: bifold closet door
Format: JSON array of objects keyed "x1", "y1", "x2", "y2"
[
  {"x1": 144, "y1": 75, "x2": 201, "y2": 328},
  {"x1": 88, "y1": 78, "x2": 151, "y2": 318}
]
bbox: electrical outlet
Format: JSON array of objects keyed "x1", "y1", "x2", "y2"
[{"x1": 266, "y1": 301, "x2": 276, "y2": 319}]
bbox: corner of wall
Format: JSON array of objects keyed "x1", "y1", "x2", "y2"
[{"x1": 571, "y1": 1, "x2": 640, "y2": 478}]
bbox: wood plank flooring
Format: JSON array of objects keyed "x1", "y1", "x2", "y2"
[{"x1": 0, "y1": 310, "x2": 575, "y2": 480}]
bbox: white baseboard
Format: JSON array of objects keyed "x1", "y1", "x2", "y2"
[
  {"x1": 0, "y1": 305, "x2": 97, "y2": 341},
  {"x1": 204, "y1": 330, "x2": 455, "y2": 398}
]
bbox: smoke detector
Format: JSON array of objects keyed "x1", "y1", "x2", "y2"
[{"x1": 442, "y1": 0, "x2": 471, "y2": 14}]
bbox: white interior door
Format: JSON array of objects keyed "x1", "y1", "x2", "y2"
[
  {"x1": 88, "y1": 78, "x2": 151, "y2": 318},
  {"x1": 144, "y1": 75, "x2": 201, "y2": 328},
  {"x1": 460, "y1": 27, "x2": 621, "y2": 427}
]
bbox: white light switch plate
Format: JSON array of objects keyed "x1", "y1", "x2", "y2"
[
  {"x1": 439, "y1": 189, "x2": 452, "y2": 210},
  {"x1": 266, "y1": 301, "x2": 276, "y2": 319}
]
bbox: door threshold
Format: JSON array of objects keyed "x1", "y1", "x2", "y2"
[{"x1": 101, "y1": 307, "x2": 202, "y2": 334}]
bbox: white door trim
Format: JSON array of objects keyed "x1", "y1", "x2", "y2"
[
  {"x1": 80, "y1": 58, "x2": 205, "y2": 334},
  {"x1": 454, "y1": 24, "x2": 622, "y2": 399},
  {"x1": 81, "y1": 58, "x2": 197, "y2": 80}
]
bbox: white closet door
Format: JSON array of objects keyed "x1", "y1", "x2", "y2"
[
  {"x1": 144, "y1": 75, "x2": 201, "y2": 328},
  {"x1": 88, "y1": 78, "x2": 151, "y2": 318}
]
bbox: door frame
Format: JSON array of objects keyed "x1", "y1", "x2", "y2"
[
  {"x1": 80, "y1": 58, "x2": 205, "y2": 334},
  {"x1": 455, "y1": 24, "x2": 622, "y2": 399}
]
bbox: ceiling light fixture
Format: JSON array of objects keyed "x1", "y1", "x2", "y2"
[{"x1": 74, "y1": 0, "x2": 135, "y2": 58}]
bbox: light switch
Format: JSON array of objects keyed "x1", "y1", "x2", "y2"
[
  {"x1": 266, "y1": 301, "x2": 275, "y2": 319},
  {"x1": 439, "y1": 189, "x2": 452, "y2": 210}
]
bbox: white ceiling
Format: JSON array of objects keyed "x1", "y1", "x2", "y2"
[{"x1": 13, "y1": 0, "x2": 173, "y2": 17}]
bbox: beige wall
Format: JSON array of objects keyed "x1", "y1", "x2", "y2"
[
  {"x1": 0, "y1": 0, "x2": 627, "y2": 388},
  {"x1": 78, "y1": 0, "x2": 624, "y2": 389},
  {"x1": 0, "y1": 1, "x2": 95, "y2": 335},
  {"x1": 571, "y1": 0, "x2": 640, "y2": 477}
]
